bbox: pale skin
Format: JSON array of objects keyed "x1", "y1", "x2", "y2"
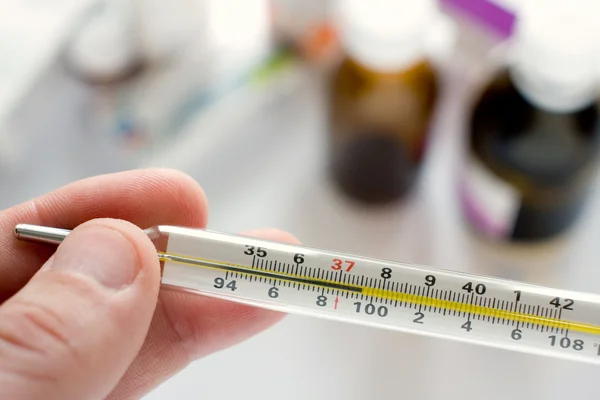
[{"x1": 0, "y1": 169, "x2": 297, "y2": 399}]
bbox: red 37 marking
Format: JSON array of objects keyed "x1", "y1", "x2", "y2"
[{"x1": 332, "y1": 259, "x2": 355, "y2": 272}]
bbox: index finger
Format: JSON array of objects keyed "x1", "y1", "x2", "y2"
[{"x1": 0, "y1": 168, "x2": 208, "y2": 301}]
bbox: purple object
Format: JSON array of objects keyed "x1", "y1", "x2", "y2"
[
  {"x1": 459, "y1": 182, "x2": 509, "y2": 238},
  {"x1": 440, "y1": 0, "x2": 516, "y2": 38}
]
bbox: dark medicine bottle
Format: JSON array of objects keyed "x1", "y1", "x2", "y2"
[
  {"x1": 328, "y1": 0, "x2": 440, "y2": 205},
  {"x1": 460, "y1": 5, "x2": 600, "y2": 242}
]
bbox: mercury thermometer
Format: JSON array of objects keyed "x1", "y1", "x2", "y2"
[{"x1": 14, "y1": 223, "x2": 600, "y2": 366}]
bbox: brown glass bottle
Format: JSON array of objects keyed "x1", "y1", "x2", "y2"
[
  {"x1": 461, "y1": 69, "x2": 600, "y2": 242},
  {"x1": 327, "y1": 56, "x2": 438, "y2": 204}
]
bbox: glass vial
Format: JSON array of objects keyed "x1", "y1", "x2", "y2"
[
  {"x1": 327, "y1": 0, "x2": 440, "y2": 205},
  {"x1": 459, "y1": 1, "x2": 600, "y2": 242}
]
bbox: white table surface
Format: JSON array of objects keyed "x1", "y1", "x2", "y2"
[{"x1": 3, "y1": 57, "x2": 600, "y2": 400}]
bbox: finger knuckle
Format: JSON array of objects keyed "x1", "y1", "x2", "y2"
[{"x1": 0, "y1": 299, "x2": 82, "y2": 369}]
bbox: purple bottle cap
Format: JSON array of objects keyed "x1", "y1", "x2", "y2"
[{"x1": 440, "y1": 0, "x2": 516, "y2": 38}]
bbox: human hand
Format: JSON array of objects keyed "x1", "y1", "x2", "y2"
[{"x1": 0, "y1": 169, "x2": 298, "y2": 399}]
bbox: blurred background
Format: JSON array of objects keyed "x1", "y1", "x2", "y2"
[{"x1": 3, "y1": 0, "x2": 600, "y2": 398}]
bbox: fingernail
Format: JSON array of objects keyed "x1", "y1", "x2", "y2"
[{"x1": 49, "y1": 224, "x2": 139, "y2": 289}]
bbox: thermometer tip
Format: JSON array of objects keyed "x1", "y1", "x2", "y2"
[{"x1": 14, "y1": 224, "x2": 70, "y2": 245}]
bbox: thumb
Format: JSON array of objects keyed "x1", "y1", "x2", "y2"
[{"x1": 0, "y1": 219, "x2": 161, "y2": 400}]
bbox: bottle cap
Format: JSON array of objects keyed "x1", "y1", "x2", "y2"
[
  {"x1": 334, "y1": 0, "x2": 438, "y2": 72},
  {"x1": 202, "y1": 0, "x2": 272, "y2": 76},
  {"x1": 65, "y1": 0, "x2": 139, "y2": 80},
  {"x1": 510, "y1": 0, "x2": 600, "y2": 112}
]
